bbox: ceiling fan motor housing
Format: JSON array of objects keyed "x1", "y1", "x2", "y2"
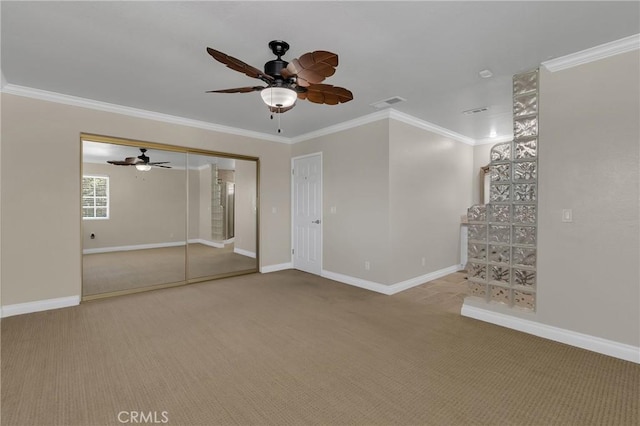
[{"x1": 264, "y1": 59, "x2": 289, "y2": 81}]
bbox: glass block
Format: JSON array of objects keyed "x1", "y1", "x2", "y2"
[
  {"x1": 468, "y1": 263, "x2": 487, "y2": 281},
  {"x1": 468, "y1": 243, "x2": 487, "y2": 261},
  {"x1": 513, "y1": 290, "x2": 535, "y2": 310},
  {"x1": 514, "y1": 92, "x2": 538, "y2": 117},
  {"x1": 489, "y1": 225, "x2": 510, "y2": 244},
  {"x1": 514, "y1": 116, "x2": 538, "y2": 139},
  {"x1": 513, "y1": 269, "x2": 536, "y2": 288},
  {"x1": 513, "y1": 71, "x2": 538, "y2": 96},
  {"x1": 489, "y1": 204, "x2": 510, "y2": 223},
  {"x1": 513, "y1": 226, "x2": 537, "y2": 245},
  {"x1": 468, "y1": 224, "x2": 487, "y2": 242},
  {"x1": 467, "y1": 204, "x2": 487, "y2": 222},
  {"x1": 489, "y1": 244, "x2": 510, "y2": 264},
  {"x1": 515, "y1": 139, "x2": 537, "y2": 159},
  {"x1": 513, "y1": 205, "x2": 536, "y2": 224},
  {"x1": 490, "y1": 164, "x2": 510, "y2": 182},
  {"x1": 490, "y1": 184, "x2": 510, "y2": 202},
  {"x1": 490, "y1": 285, "x2": 511, "y2": 305},
  {"x1": 512, "y1": 247, "x2": 536, "y2": 268},
  {"x1": 514, "y1": 184, "x2": 537, "y2": 202},
  {"x1": 491, "y1": 266, "x2": 511, "y2": 284},
  {"x1": 468, "y1": 282, "x2": 487, "y2": 298},
  {"x1": 513, "y1": 161, "x2": 537, "y2": 181},
  {"x1": 490, "y1": 143, "x2": 511, "y2": 162}
]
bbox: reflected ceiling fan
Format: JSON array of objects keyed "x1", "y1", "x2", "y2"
[
  {"x1": 107, "y1": 148, "x2": 171, "y2": 171},
  {"x1": 205, "y1": 40, "x2": 353, "y2": 130}
]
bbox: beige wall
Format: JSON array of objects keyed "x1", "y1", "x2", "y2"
[
  {"x1": 537, "y1": 51, "x2": 640, "y2": 346},
  {"x1": 197, "y1": 165, "x2": 212, "y2": 241},
  {"x1": 292, "y1": 120, "x2": 392, "y2": 284},
  {"x1": 292, "y1": 119, "x2": 472, "y2": 286},
  {"x1": 188, "y1": 166, "x2": 201, "y2": 240},
  {"x1": 82, "y1": 162, "x2": 187, "y2": 249},
  {"x1": 235, "y1": 159, "x2": 257, "y2": 255},
  {"x1": 389, "y1": 120, "x2": 473, "y2": 283},
  {"x1": 0, "y1": 94, "x2": 291, "y2": 305}
]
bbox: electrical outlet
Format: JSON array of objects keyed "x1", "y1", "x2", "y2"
[
  {"x1": 562, "y1": 209, "x2": 573, "y2": 222},
  {"x1": 421, "y1": 257, "x2": 426, "y2": 266},
  {"x1": 364, "y1": 261, "x2": 370, "y2": 270}
]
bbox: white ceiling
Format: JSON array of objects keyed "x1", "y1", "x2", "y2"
[{"x1": 2, "y1": 1, "x2": 639, "y2": 141}]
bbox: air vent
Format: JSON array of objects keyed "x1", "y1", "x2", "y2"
[
  {"x1": 462, "y1": 107, "x2": 489, "y2": 115},
  {"x1": 370, "y1": 96, "x2": 407, "y2": 109}
]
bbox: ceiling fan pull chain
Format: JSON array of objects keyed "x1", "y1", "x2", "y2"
[{"x1": 277, "y1": 110, "x2": 282, "y2": 133}]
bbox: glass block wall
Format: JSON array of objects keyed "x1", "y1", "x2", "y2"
[{"x1": 467, "y1": 69, "x2": 539, "y2": 311}]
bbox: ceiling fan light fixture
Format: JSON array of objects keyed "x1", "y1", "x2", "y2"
[
  {"x1": 135, "y1": 164, "x2": 152, "y2": 172},
  {"x1": 260, "y1": 87, "x2": 297, "y2": 108}
]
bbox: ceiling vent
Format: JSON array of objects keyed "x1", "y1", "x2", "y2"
[
  {"x1": 462, "y1": 106, "x2": 489, "y2": 115},
  {"x1": 370, "y1": 96, "x2": 406, "y2": 109}
]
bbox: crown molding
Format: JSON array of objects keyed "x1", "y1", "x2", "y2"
[
  {"x1": 0, "y1": 83, "x2": 290, "y2": 144},
  {"x1": 288, "y1": 109, "x2": 391, "y2": 144},
  {"x1": 290, "y1": 108, "x2": 477, "y2": 146},
  {"x1": 388, "y1": 109, "x2": 476, "y2": 146},
  {"x1": 1, "y1": 82, "x2": 484, "y2": 146},
  {"x1": 542, "y1": 33, "x2": 640, "y2": 72}
]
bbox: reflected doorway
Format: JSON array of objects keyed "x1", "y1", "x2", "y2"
[{"x1": 81, "y1": 134, "x2": 259, "y2": 300}]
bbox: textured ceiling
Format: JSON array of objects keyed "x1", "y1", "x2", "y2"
[{"x1": 2, "y1": 1, "x2": 639, "y2": 141}]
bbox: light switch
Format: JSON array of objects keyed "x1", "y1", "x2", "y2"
[
  {"x1": 562, "y1": 209, "x2": 573, "y2": 222},
  {"x1": 272, "y1": 207, "x2": 277, "y2": 214},
  {"x1": 330, "y1": 206, "x2": 337, "y2": 214}
]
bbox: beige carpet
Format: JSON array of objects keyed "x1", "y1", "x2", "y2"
[
  {"x1": 82, "y1": 243, "x2": 257, "y2": 296},
  {"x1": 2, "y1": 270, "x2": 638, "y2": 425}
]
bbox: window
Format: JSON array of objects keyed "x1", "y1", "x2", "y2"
[{"x1": 82, "y1": 176, "x2": 109, "y2": 219}]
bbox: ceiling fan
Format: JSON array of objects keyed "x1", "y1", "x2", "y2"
[
  {"x1": 107, "y1": 148, "x2": 171, "y2": 171},
  {"x1": 205, "y1": 40, "x2": 354, "y2": 117}
]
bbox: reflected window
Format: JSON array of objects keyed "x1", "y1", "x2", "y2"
[{"x1": 82, "y1": 175, "x2": 109, "y2": 219}]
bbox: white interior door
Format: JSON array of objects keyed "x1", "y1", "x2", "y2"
[{"x1": 292, "y1": 154, "x2": 322, "y2": 275}]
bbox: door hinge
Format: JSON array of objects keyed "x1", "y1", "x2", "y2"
[
  {"x1": 292, "y1": 248, "x2": 295, "y2": 255},
  {"x1": 292, "y1": 168, "x2": 294, "y2": 175}
]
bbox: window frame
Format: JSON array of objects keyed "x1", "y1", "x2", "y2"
[{"x1": 82, "y1": 175, "x2": 110, "y2": 220}]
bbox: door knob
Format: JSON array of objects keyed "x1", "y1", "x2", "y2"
[{"x1": 312, "y1": 219, "x2": 321, "y2": 224}]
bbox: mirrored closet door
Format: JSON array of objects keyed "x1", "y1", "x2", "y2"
[{"x1": 81, "y1": 135, "x2": 259, "y2": 300}]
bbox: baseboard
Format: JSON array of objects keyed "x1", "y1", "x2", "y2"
[
  {"x1": 83, "y1": 241, "x2": 185, "y2": 254},
  {"x1": 234, "y1": 248, "x2": 256, "y2": 258},
  {"x1": 188, "y1": 238, "x2": 224, "y2": 248},
  {"x1": 322, "y1": 264, "x2": 464, "y2": 296},
  {"x1": 321, "y1": 270, "x2": 393, "y2": 294},
  {"x1": 461, "y1": 302, "x2": 640, "y2": 364},
  {"x1": 260, "y1": 262, "x2": 293, "y2": 273},
  {"x1": 2, "y1": 295, "x2": 81, "y2": 318}
]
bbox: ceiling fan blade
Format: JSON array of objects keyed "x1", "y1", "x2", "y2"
[
  {"x1": 206, "y1": 47, "x2": 274, "y2": 83},
  {"x1": 148, "y1": 162, "x2": 170, "y2": 165},
  {"x1": 206, "y1": 86, "x2": 265, "y2": 94},
  {"x1": 285, "y1": 51, "x2": 339, "y2": 86},
  {"x1": 153, "y1": 165, "x2": 172, "y2": 169},
  {"x1": 302, "y1": 84, "x2": 354, "y2": 105},
  {"x1": 107, "y1": 157, "x2": 138, "y2": 165}
]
